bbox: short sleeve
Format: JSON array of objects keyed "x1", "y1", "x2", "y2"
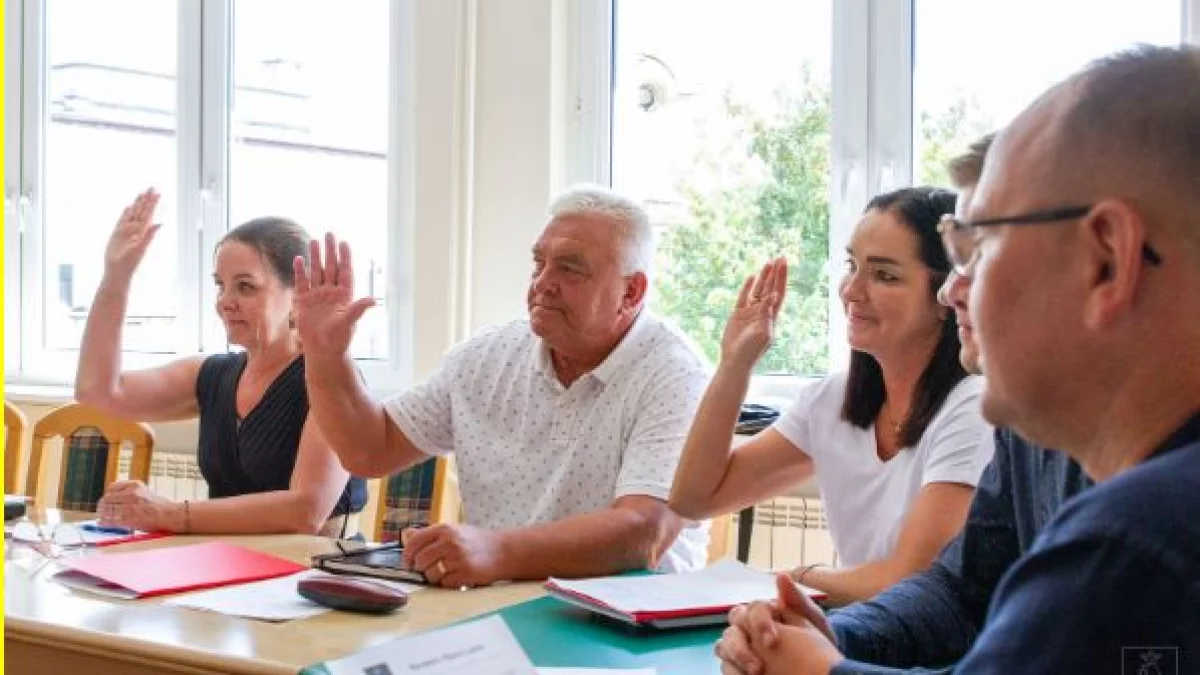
[
  {"x1": 921, "y1": 378, "x2": 992, "y2": 487},
  {"x1": 771, "y1": 375, "x2": 837, "y2": 460},
  {"x1": 382, "y1": 345, "x2": 467, "y2": 457},
  {"x1": 613, "y1": 357, "x2": 710, "y2": 501}
]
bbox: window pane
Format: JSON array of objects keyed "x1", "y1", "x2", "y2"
[
  {"x1": 612, "y1": 0, "x2": 833, "y2": 375},
  {"x1": 914, "y1": 0, "x2": 1181, "y2": 185},
  {"x1": 42, "y1": 0, "x2": 179, "y2": 353},
  {"x1": 228, "y1": 0, "x2": 391, "y2": 360}
]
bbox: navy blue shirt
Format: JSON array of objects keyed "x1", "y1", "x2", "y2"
[
  {"x1": 834, "y1": 416, "x2": 1200, "y2": 674},
  {"x1": 195, "y1": 352, "x2": 367, "y2": 519},
  {"x1": 831, "y1": 428, "x2": 1092, "y2": 671}
]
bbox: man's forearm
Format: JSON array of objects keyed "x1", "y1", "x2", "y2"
[
  {"x1": 829, "y1": 564, "x2": 980, "y2": 668},
  {"x1": 496, "y1": 505, "x2": 681, "y2": 580},
  {"x1": 305, "y1": 354, "x2": 393, "y2": 476}
]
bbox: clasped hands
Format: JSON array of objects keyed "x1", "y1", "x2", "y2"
[{"x1": 715, "y1": 573, "x2": 844, "y2": 675}]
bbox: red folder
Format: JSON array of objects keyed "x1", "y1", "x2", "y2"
[{"x1": 53, "y1": 541, "x2": 307, "y2": 599}]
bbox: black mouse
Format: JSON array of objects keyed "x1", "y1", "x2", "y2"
[{"x1": 298, "y1": 576, "x2": 409, "y2": 615}]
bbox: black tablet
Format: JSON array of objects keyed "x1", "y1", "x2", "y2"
[{"x1": 311, "y1": 543, "x2": 429, "y2": 585}]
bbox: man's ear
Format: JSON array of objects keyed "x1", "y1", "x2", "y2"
[
  {"x1": 623, "y1": 271, "x2": 649, "y2": 311},
  {"x1": 1081, "y1": 199, "x2": 1148, "y2": 329}
]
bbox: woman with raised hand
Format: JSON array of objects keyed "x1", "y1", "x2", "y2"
[
  {"x1": 669, "y1": 187, "x2": 990, "y2": 606},
  {"x1": 76, "y1": 189, "x2": 366, "y2": 536}
]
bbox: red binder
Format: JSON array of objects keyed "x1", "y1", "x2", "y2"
[{"x1": 53, "y1": 541, "x2": 307, "y2": 600}]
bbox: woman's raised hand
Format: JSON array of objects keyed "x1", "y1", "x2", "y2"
[
  {"x1": 104, "y1": 189, "x2": 162, "y2": 279},
  {"x1": 720, "y1": 256, "x2": 789, "y2": 371}
]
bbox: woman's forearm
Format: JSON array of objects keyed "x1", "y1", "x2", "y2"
[
  {"x1": 668, "y1": 363, "x2": 754, "y2": 518},
  {"x1": 799, "y1": 559, "x2": 913, "y2": 608},
  {"x1": 75, "y1": 273, "x2": 134, "y2": 405},
  {"x1": 176, "y1": 489, "x2": 342, "y2": 536}
]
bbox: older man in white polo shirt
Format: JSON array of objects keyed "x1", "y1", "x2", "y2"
[{"x1": 294, "y1": 185, "x2": 711, "y2": 588}]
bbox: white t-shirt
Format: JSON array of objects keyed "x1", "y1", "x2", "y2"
[
  {"x1": 383, "y1": 312, "x2": 712, "y2": 572},
  {"x1": 773, "y1": 373, "x2": 991, "y2": 567}
]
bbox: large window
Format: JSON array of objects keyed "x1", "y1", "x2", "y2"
[
  {"x1": 42, "y1": 0, "x2": 179, "y2": 354},
  {"x1": 612, "y1": 0, "x2": 833, "y2": 376},
  {"x1": 608, "y1": 0, "x2": 1187, "y2": 380},
  {"x1": 7, "y1": 0, "x2": 406, "y2": 384},
  {"x1": 914, "y1": 0, "x2": 1184, "y2": 185},
  {"x1": 228, "y1": 0, "x2": 391, "y2": 359}
]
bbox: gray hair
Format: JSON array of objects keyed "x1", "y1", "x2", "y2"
[{"x1": 547, "y1": 184, "x2": 655, "y2": 276}]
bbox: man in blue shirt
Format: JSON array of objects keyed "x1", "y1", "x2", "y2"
[{"x1": 716, "y1": 44, "x2": 1200, "y2": 674}]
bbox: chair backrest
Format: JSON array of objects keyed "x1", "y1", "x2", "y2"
[
  {"x1": 707, "y1": 513, "x2": 734, "y2": 564},
  {"x1": 4, "y1": 400, "x2": 29, "y2": 494},
  {"x1": 27, "y1": 403, "x2": 155, "y2": 510},
  {"x1": 374, "y1": 456, "x2": 450, "y2": 543}
]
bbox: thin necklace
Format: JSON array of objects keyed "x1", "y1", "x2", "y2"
[{"x1": 881, "y1": 401, "x2": 905, "y2": 434}]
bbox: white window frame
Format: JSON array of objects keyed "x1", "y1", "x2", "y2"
[
  {"x1": 6, "y1": 0, "x2": 414, "y2": 392},
  {"x1": 1188, "y1": 0, "x2": 1200, "y2": 42},
  {"x1": 4, "y1": 0, "x2": 24, "y2": 380}
]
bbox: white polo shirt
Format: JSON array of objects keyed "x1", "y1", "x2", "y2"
[
  {"x1": 773, "y1": 372, "x2": 991, "y2": 567},
  {"x1": 383, "y1": 312, "x2": 712, "y2": 572}
]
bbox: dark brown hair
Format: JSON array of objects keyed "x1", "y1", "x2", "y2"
[
  {"x1": 218, "y1": 217, "x2": 311, "y2": 287},
  {"x1": 840, "y1": 187, "x2": 968, "y2": 447}
]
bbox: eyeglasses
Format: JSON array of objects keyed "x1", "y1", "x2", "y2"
[
  {"x1": 8, "y1": 521, "x2": 90, "y2": 574},
  {"x1": 937, "y1": 204, "x2": 1164, "y2": 275}
]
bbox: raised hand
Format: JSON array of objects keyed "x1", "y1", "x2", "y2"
[
  {"x1": 293, "y1": 232, "x2": 376, "y2": 358},
  {"x1": 104, "y1": 189, "x2": 161, "y2": 279},
  {"x1": 720, "y1": 257, "x2": 789, "y2": 371}
]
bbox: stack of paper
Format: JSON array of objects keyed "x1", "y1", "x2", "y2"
[{"x1": 545, "y1": 559, "x2": 824, "y2": 628}]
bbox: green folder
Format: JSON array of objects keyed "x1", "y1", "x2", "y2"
[{"x1": 299, "y1": 595, "x2": 723, "y2": 674}]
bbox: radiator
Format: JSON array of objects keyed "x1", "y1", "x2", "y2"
[
  {"x1": 118, "y1": 452, "x2": 208, "y2": 501},
  {"x1": 743, "y1": 496, "x2": 836, "y2": 571}
]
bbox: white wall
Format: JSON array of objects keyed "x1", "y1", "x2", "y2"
[{"x1": 404, "y1": 0, "x2": 571, "y2": 380}]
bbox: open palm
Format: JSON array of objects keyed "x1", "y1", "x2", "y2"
[
  {"x1": 293, "y1": 233, "x2": 376, "y2": 357},
  {"x1": 721, "y1": 257, "x2": 789, "y2": 370},
  {"x1": 105, "y1": 189, "x2": 161, "y2": 277}
]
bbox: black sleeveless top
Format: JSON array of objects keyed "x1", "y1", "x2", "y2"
[{"x1": 195, "y1": 352, "x2": 367, "y2": 517}]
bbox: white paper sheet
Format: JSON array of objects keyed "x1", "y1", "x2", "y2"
[
  {"x1": 547, "y1": 559, "x2": 801, "y2": 614},
  {"x1": 164, "y1": 570, "x2": 422, "y2": 622},
  {"x1": 321, "y1": 614, "x2": 537, "y2": 675}
]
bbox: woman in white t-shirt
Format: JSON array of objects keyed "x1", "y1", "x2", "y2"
[{"x1": 669, "y1": 186, "x2": 992, "y2": 606}]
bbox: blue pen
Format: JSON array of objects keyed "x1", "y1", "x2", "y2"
[{"x1": 81, "y1": 522, "x2": 134, "y2": 535}]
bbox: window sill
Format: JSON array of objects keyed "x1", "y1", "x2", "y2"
[{"x1": 5, "y1": 383, "x2": 77, "y2": 405}]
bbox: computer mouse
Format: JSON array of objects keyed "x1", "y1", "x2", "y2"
[{"x1": 297, "y1": 576, "x2": 408, "y2": 615}]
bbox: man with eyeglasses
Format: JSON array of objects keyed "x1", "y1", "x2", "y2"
[{"x1": 715, "y1": 44, "x2": 1200, "y2": 674}]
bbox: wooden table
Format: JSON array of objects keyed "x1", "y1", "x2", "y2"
[{"x1": 4, "y1": 511, "x2": 543, "y2": 675}]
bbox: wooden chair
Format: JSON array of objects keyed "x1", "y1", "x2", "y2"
[
  {"x1": 707, "y1": 512, "x2": 735, "y2": 564},
  {"x1": 372, "y1": 456, "x2": 453, "y2": 543},
  {"x1": 4, "y1": 400, "x2": 29, "y2": 494},
  {"x1": 26, "y1": 403, "x2": 155, "y2": 511}
]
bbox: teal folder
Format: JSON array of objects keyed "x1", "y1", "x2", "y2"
[
  {"x1": 299, "y1": 595, "x2": 723, "y2": 674},
  {"x1": 486, "y1": 596, "x2": 723, "y2": 673}
]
